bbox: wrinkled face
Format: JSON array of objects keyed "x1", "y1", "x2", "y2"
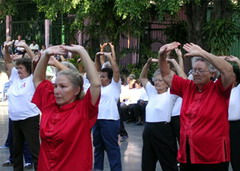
[
  {"x1": 100, "y1": 72, "x2": 111, "y2": 87},
  {"x1": 54, "y1": 75, "x2": 80, "y2": 106},
  {"x1": 153, "y1": 74, "x2": 168, "y2": 93},
  {"x1": 192, "y1": 61, "x2": 212, "y2": 87},
  {"x1": 16, "y1": 64, "x2": 30, "y2": 79}
]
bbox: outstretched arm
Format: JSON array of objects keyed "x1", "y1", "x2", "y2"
[
  {"x1": 158, "y1": 42, "x2": 181, "y2": 87},
  {"x1": 61, "y1": 45, "x2": 101, "y2": 105},
  {"x1": 140, "y1": 58, "x2": 158, "y2": 88},
  {"x1": 183, "y1": 43, "x2": 234, "y2": 88}
]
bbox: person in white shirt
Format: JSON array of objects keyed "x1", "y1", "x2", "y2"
[
  {"x1": 14, "y1": 35, "x2": 25, "y2": 55},
  {"x1": 225, "y1": 55, "x2": 240, "y2": 171},
  {"x1": 120, "y1": 74, "x2": 136, "y2": 122},
  {"x1": 140, "y1": 58, "x2": 178, "y2": 171},
  {"x1": 3, "y1": 41, "x2": 40, "y2": 170},
  {"x1": 93, "y1": 43, "x2": 122, "y2": 171},
  {"x1": 29, "y1": 40, "x2": 39, "y2": 53},
  {"x1": 130, "y1": 80, "x2": 148, "y2": 125},
  {"x1": 167, "y1": 49, "x2": 187, "y2": 144}
]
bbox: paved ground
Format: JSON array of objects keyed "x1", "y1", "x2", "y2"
[
  {"x1": 0, "y1": 102, "x2": 233, "y2": 171},
  {"x1": 0, "y1": 102, "x2": 162, "y2": 171}
]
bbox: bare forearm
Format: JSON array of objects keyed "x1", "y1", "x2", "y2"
[
  {"x1": 4, "y1": 47, "x2": 12, "y2": 64},
  {"x1": 52, "y1": 58, "x2": 68, "y2": 71},
  {"x1": 235, "y1": 59, "x2": 240, "y2": 68},
  {"x1": 78, "y1": 48, "x2": 101, "y2": 87},
  {"x1": 177, "y1": 55, "x2": 184, "y2": 71},
  {"x1": 108, "y1": 58, "x2": 120, "y2": 82},
  {"x1": 33, "y1": 52, "x2": 49, "y2": 87},
  {"x1": 140, "y1": 62, "x2": 150, "y2": 79},
  {"x1": 171, "y1": 60, "x2": 187, "y2": 79},
  {"x1": 201, "y1": 50, "x2": 233, "y2": 75},
  {"x1": 23, "y1": 45, "x2": 35, "y2": 59},
  {"x1": 94, "y1": 55, "x2": 101, "y2": 72}
]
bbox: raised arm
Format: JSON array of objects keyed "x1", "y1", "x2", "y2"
[
  {"x1": 183, "y1": 43, "x2": 234, "y2": 88},
  {"x1": 158, "y1": 42, "x2": 181, "y2": 87},
  {"x1": 33, "y1": 46, "x2": 66, "y2": 88},
  {"x1": 15, "y1": 41, "x2": 35, "y2": 59},
  {"x1": 225, "y1": 55, "x2": 240, "y2": 69},
  {"x1": 98, "y1": 52, "x2": 120, "y2": 83},
  {"x1": 3, "y1": 41, "x2": 14, "y2": 78},
  {"x1": 167, "y1": 58, "x2": 187, "y2": 79},
  {"x1": 48, "y1": 56, "x2": 69, "y2": 71},
  {"x1": 175, "y1": 48, "x2": 184, "y2": 71},
  {"x1": 140, "y1": 58, "x2": 158, "y2": 88},
  {"x1": 94, "y1": 53, "x2": 102, "y2": 72},
  {"x1": 99, "y1": 42, "x2": 108, "y2": 66},
  {"x1": 109, "y1": 42, "x2": 116, "y2": 61},
  {"x1": 61, "y1": 45, "x2": 101, "y2": 105}
]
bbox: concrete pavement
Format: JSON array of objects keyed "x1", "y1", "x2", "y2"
[{"x1": 0, "y1": 103, "x2": 162, "y2": 171}]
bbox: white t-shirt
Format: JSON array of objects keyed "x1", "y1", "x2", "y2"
[
  {"x1": 29, "y1": 44, "x2": 39, "y2": 51},
  {"x1": 126, "y1": 87, "x2": 148, "y2": 105},
  {"x1": 120, "y1": 84, "x2": 130, "y2": 102},
  {"x1": 172, "y1": 96, "x2": 182, "y2": 117},
  {"x1": 83, "y1": 73, "x2": 90, "y2": 93},
  {"x1": 228, "y1": 84, "x2": 240, "y2": 121},
  {"x1": 98, "y1": 78, "x2": 121, "y2": 120},
  {"x1": 145, "y1": 82, "x2": 177, "y2": 122},
  {"x1": 7, "y1": 67, "x2": 40, "y2": 121}
]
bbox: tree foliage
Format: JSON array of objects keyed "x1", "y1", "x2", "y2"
[{"x1": 1, "y1": 0, "x2": 240, "y2": 61}]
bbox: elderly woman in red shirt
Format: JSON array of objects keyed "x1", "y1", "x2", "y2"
[
  {"x1": 159, "y1": 42, "x2": 234, "y2": 171},
  {"x1": 32, "y1": 45, "x2": 101, "y2": 171}
]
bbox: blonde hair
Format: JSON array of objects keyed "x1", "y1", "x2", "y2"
[{"x1": 57, "y1": 70, "x2": 85, "y2": 99}]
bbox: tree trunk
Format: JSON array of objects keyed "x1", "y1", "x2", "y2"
[
  {"x1": 184, "y1": 0, "x2": 210, "y2": 49},
  {"x1": 212, "y1": 0, "x2": 233, "y2": 19}
]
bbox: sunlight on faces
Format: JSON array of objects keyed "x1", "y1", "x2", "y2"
[
  {"x1": 54, "y1": 74, "x2": 80, "y2": 106},
  {"x1": 153, "y1": 74, "x2": 168, "y2": 93},
  {"x1": 100, "y1": 72, "x2": 111, "y2": 87},
  {"x1": 192, "y1": 61, "x2": 212, "y2": 86},
  {"x1": 16, "y1": 64, "x2": 30, "y2": 79}
]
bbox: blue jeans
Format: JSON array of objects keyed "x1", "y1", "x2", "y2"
[{"x1": 93, "y1": 119, "x2": 122, "y2": 171}]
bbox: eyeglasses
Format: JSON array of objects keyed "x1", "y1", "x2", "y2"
[
  {"x1": 153, "y1": 78, "x2": 164, "y2": 83},
  {"x1": 191, "y1": 69, "x2": 209, "y2": 75}
]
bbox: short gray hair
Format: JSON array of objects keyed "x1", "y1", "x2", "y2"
[
  {"x1": 191, "y1": 56, "x2": 220, "y2": 79},
  {"x1": 56, "y1": 61, "x2": 78, "y2": 73}
]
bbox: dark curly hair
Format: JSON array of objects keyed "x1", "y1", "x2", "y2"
[{"x1": 15, "y1": 58, "x2": 32, "y2": 74}]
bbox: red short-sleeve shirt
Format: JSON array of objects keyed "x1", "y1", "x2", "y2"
[
  {"x1": 32, "y1": 80, "x2": 99, "y2": 171},
  {"x1": 171, "y1": 75, "x2": 231, "y2": 164}
]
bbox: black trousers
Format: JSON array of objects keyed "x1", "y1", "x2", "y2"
[
  {"x1": 12, "y1": 115, "x2": 40, "y2": 171},
  {"x1": 142, "y1": 122, "x2": 178, "y2": 171},
  {"x1": 180, "y1": 141, "x2": 229, "y2": 171},
  {"x1": 118, "y1": 101, "x2": 128, "y2": 137},
  {"x1": 8, "y1": 118, "x2": 32, "y2": 163},
  {"x1": 229, "y1": 120, "x2": 240, "y2": 171},
  {"x1": 180, "y1": 162, "x2": 229, "y2": 171},
  {"x1": 170, "y1": 116, "x2": 180, "y2": 143}
]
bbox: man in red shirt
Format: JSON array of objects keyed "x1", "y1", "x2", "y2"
[{"x1": 159, "y1": 42, "x2": 234, "y2": 171}]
